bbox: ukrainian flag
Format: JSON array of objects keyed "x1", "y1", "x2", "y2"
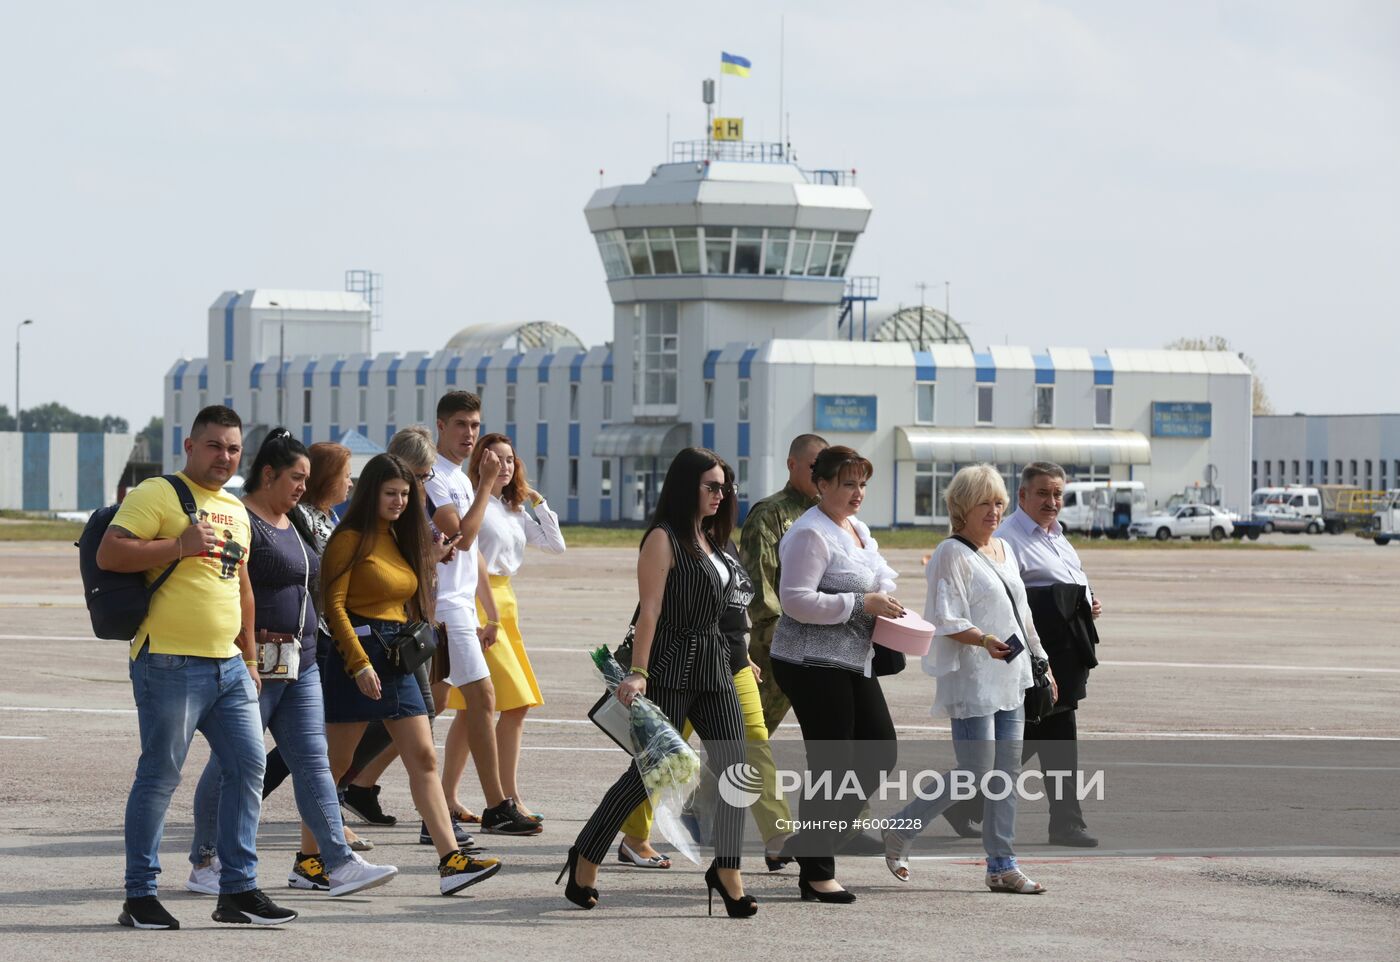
[{"x1": 721, "y1": 52, "x2": 751, "y2": 77}]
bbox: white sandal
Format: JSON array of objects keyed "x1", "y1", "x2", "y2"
[
  {"x1": 881, "y1": 829, "x2": 910, "y2": 882},
  {"x1": 616, "y1": 840, "x2": 672, "y2": 869},
  {"x1": 986, "y1": 868, "x2": 1045, "y2": 894}
]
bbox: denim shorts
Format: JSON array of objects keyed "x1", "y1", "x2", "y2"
[{"x1": 321, "y1": 616, "x2": 430, "y2": 724}]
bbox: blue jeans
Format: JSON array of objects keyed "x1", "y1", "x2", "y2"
[
  {"x1": 124, "y1": 646, "x2": 265, "y2": 898},
  {"x1": 891, "y1": 705, "x2": 1026, "y2": 874},
  {"x1": 190, "y1": 661, "x2": 352, "y2": 874}
]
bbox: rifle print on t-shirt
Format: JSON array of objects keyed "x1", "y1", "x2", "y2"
[{"x1": 195, "y1": 509, "x2": 248, "y2": 581}]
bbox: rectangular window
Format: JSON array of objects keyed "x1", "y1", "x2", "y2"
[
  {"x1": 476, "y1": 384, "x2": 485, "y2": 401},
  {"x1": 737, "y1": 458, "x2": 749, "y2": 501},
  {"x1": 329, "y1": 386, "x2": 338, "y2": 423},
  {"x1": 703, "y1": 227, "x2": 734, "y2": 274},
  {"x1": 538, "y1": 383, "x2": 548, "y2": 417},
  {"x1": 536, "y1": 457, "x2": 546, "y2": 491},
  {"x1": 673, "y1": 227, "x2": 701, "y2": 274},
  {"x1": 601, "y1": 459, "x2": 613, "y2": 497},
  {"x1": 416, "y1": 386, "x2": 426, "y2": 422},
  {"x1": 386, "y1": 387, "x2": 396, "y2": 421},
  {"x1": 624, "y1": 228, "x2": 652, "y2": 275},
  {"x1": 914, "y1": 461, "x2": 935, "y2": 519},
  {"x1": 1306, "y1": 459, "x2": 1315, "y2": 484},
  {"x1": 915, "y1": 383, "x2": 935, "y2": 424},
  {"x1": 704, "y1": 380, "x2": 715, "y2": 420},
  {"x1": 569, "y1": 383, "x2": 579, "y2": 421},
  {"x1": 637, "y1": 302, "x2": 680, "y2": 410},
  {"x1": 568, "y1": 457, "x2": 579, "y2": 497},
  {"x1": 198, "y1": 389, "x2": 207, "y2": 411},
  {"x1": 358, "y1": 387, "x2": 367, "y2": 423},
  {"x1": 733, "y1": 228, "x2": 762, "y2": 274},
  {"x1": 806, "y1": 230, "x2": 835, "y2": 276},
  {"x1": 303, "y1": 389, "x2": 312, "y2": 426},
  {"x1": 976, "y1": 385, "x2": 994, "y2": 425},
  {"x1": 1350, "y1": 459, "x2": 1358, "y2": 484},
  {"x1": 1035, "y1": 385, "x2": 1054, "y2": 427},
  {"x1": 788, "y1": 230, "x2": 811, "y2": 275},
  {"x1": 934, "y1": 462, "x2": 959, "y2": 518},
  {"x1": 1292, "y1": 460, "x2": 1300, "y2": 484},
  {"x1": 762, "y1": 229, "x2": 790, "y2": 275},
  {"x1": 1251, "y1": 460, "x2": 1258, "y2": 492},
  {"x1": 828, "y1": 232, "x2": 857, "y2": 278},
  {"x1": 738, "y1": 379, "x2": 750, "y2": 422},
  {"x1": 602, "y1": 382, "x2": 613, "y2": 421},
  {"x1": 596, "y1": 230, "x2": 630, "y2": 279},
  {"x1": 1365, "y1": 459, "x2": 1373, "y2": 489},
  {"x1": 1321, "y1": 460, "x2": 1328, "y2": 483},
  {"x1": 647, "y1": 227, "x2": 678, "y2": 274},
  {"x1": 250, "y1": 388, "x2": 260, "y2": 425},
  {"x1": 1335, "y1": 459, "x2": 1342, "y2": 482},
  {"x1": 506, "y1": 384, "x2": 517, "y2": 423},
  {"x1": 173, "y1": 390, "x2": 182, "y2": 423},
  {"x1": 1094, "y1": 386, "x2": 1113, "y2": 427},
  {"x1": 224, "y1": 362, "x2": 233, "y2": 391}
]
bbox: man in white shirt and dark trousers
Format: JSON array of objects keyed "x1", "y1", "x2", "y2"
[
  {"x1": 995, "y1": 461, "x2": 1102, "y2": 847},
  {"x1": 424, "y1": 391, "x2": 542, "y2": 837}
]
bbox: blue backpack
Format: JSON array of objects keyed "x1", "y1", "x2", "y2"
[{"x1": 76, "y1": 475, "x2": 198, "y2": 641}]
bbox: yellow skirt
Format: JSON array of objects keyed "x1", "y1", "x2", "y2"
[{"x1": 444, "y1": 574, "x2": 543, "y2": 713}]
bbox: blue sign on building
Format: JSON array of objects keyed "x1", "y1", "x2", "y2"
[
  {"x1": 1152, "y1": 401, "x2": 1212, "y2": 438},
  {"x1": 814, "y1": 394, "x2": 878, "y2": 433}
]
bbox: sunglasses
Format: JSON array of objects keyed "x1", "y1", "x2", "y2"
[{"x1": 701, "y1": 481, "x2": 734, "y2": 496}]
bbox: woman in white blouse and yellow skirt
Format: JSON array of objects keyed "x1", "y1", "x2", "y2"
[{"x1": 443, "y1": 432, "x2": 565, "y2": 821}]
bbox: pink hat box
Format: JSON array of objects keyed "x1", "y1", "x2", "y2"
[{"x1": 873, "y1": 610, "x2": 935, "y2": 656}]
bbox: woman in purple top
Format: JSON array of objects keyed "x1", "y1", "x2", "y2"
[{"x1": 185, "y1": 430, "x2": 398, "y2": 898}]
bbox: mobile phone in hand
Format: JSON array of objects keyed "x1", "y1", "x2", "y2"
[{"x1": 1001, "y1": 633, "x2": 1025, "y2": 661}]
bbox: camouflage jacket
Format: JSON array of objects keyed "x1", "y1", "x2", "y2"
[{"x1": 739, "y1": 484, "x2": 818, "y2": 632}]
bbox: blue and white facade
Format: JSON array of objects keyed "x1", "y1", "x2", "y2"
[
  {"x1": 163, "y1": 147, "x2": 1254, "y2": 523},
  {"x1": 0, "y1": 431, "x2": 135, "y2": 511}
]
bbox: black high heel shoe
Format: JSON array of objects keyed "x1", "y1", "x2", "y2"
[
  {"x1": 556, "y1": 846, "x2": 598, "y2": 910},
  {"x1": 704, "y1": 863, "x2": 758, "y2": 918},
  {"x1": 765, "y1": 855, "x2": 793, "y2": 872},
  {"x1": 798, "y1": 878, "x2": 857, "y2": 904}
]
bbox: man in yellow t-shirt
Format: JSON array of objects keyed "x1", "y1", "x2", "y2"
[{"x1": 99, "y1": 405, "x2": 297, "y2": 930}]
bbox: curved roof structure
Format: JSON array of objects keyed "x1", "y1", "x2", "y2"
[
  {"x1": 870, "y1": 306, "x2": 970, "y2": 347},
  {"x1": 444, "y1": 321, "x2": 585, "y2": 354}
]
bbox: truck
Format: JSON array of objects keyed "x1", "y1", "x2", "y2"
[
  {"x1": 1309, "y1": 485, "x2": 1387, "y2": 534},
  {"x1": 1059, "y1": 481, "x2": 1147, "y2": 538},
  {"x1": 1362, "y1": 491, "x2": 1400, "y2": 545}
]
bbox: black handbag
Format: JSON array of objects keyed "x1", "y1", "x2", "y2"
[
  {"x1": 872, "y1": 642, "x2": 906, "y2": 677},
  {"x1": 376, "y1": 621, "x2": 439, "y2": 676},
  {"x1": 950, "y1": 536, "x2": 1054, "y2": 724}
]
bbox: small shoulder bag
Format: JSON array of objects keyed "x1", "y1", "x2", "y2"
[{"x1": 256, "y1": 527, "x2": 309, "y2": 682}]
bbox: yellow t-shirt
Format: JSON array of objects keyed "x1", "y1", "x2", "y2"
[{"x1": 111, "y1": 472, "x2": 251, "y2": 660}]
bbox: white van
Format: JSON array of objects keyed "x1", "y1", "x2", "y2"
[
  {"x1": 1276, "y1": 486, "x2": 1323, "y2": 521},
  {"x1": 1251, "y1": 487, "x2": 1288, "y2": 510},
  {"x1": 1059, "y1": 481, "x2": 1147, "y2": 536}
]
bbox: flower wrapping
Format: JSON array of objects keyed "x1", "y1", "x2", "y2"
[{"x1": 591, "y1": 646, "x2": 704, "y2": 862}]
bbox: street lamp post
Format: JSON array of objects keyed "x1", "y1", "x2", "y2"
[{"x1": 15, "y1": 319, "x2": 33, "y2": 432}]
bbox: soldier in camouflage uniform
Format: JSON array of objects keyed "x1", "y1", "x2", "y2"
[{"x1": 739, "y1": 433, "x2": 828, "y2": 735}]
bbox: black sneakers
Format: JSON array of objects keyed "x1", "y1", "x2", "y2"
[
  {"x1": 211, "y1": 888, "x2": 298, "y2": 925},
  {"x1": 481, "y1": 798, "x2": 544, "y2": 836},
  {"x1": 341, "y1": 783, "x2": 398, "y2": 826},
  {"x1": 419, "y1": 818, "x2": 478, "y2": 848},
  {"x1": 117, "y1": 896, "x2": 179, "y2": 930}
]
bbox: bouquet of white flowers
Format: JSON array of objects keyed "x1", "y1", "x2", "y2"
[{"x1": 590, "y1": 646, "x2": 704, "y2": 863}]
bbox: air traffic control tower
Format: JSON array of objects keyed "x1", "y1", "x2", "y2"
[{"x1": 585, "y1": 136, "x2": 873, "y2": 516}]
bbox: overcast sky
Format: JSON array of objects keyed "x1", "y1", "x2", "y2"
[{"x1": 2, "y1": 0, "x2": 1395, "y2": 428}]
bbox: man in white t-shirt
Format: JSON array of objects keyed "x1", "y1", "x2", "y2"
[{"x1": 424, "y1": 391, "x2": 541, "y2": 837}]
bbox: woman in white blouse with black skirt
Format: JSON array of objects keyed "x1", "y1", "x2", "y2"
[
  {"x1": 770, "y1": 445, "x2": 904, "y2": 905},
  {"x1": 441, "y1": 432, "x2": 565, "y2": 821},
  {"x1": 883, "y1": 463, "x2": 1057, "y2": 895}
]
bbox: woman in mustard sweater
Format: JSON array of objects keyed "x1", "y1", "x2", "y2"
[{"x1": 320, "y1": 453, "x2": 500, "y2": 896}]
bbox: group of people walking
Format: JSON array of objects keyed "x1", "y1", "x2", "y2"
[{"x1": 105, "y1": 392, "x2": 1102, "y2": 930}]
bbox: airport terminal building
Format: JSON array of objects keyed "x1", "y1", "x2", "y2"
[
  {"x1": 162, "y1": 141, "x2": 1253, "y2": 525},
  {"x1": 1252, "y1": 413, "x2": 1400, "y2": 493}
]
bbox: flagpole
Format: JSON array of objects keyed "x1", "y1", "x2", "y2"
[{"x1": 779, "y1": 16, "x2": 786, "y2": 154}]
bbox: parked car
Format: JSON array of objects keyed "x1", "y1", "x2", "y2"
[
  {"x1": 1256, "y1": 503, "x2": 1323, "y2": 535},
  {"x1": 1130, "y1": 504, "x2": 1235, "y2": 541}
]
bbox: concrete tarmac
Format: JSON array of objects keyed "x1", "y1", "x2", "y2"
[{"x1": 1, "y1": 535, "x2": 1396, "y2": 961}]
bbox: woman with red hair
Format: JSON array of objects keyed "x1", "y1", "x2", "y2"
[{"x1": 441, "y1": 432, "x2": 564, "y2": 822}]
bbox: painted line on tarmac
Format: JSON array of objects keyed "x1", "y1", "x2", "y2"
[
  {"x1": 3, "y1": 706, "x2": 1398, "y2": 741},
  {"x1": 1099, "y1": 659, "x2": 1400, "y2": 674},
  {"x1": 0, "y1": 735, "x2": 45, "y2": 740}
]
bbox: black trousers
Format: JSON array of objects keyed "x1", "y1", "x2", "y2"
[
  {"x1": 576, "y1": 682, "x2": 747, "y2": 869},
  {"x1": 264, "y1": 660, "x2": 434, "y2": 800},
  {"x1": 1022, "y1": 707, "x2": 1085, "y2": 832},
  {"x1": 771, "y1": 659, "x2": 897, "y2": 883}
]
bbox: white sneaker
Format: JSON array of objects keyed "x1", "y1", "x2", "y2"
[
  {"x1": 186, "y1": 857, "x2": 221, "y2": 896},
  {"x1": 327, "y1": 852, "x2": 399, "y2": 897}
]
